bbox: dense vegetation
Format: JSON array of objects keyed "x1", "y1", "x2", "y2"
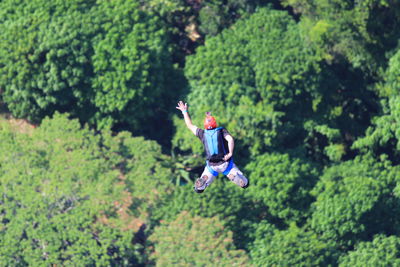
[{"x1": 1, "y1": 0, "x2": 400, "y2": 265}]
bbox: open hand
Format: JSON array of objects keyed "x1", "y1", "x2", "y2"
[{"x1": 176, "y1": 101, "x2": 188, "y2": 112}]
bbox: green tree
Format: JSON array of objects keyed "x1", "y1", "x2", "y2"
[
  {"x1": 142, "y1": 0, "x2": 268, "y2": 45},
  {"x1": 250, "y1": 222, "x2": 338, "y2": 266},
  {"x1": 353, "y1": 96, "x2": 400, "y2": 163},
  {"x1": 310, "y1": 156, "x2": 400, "y2": 248},
  {"x1": 0, "y1": 0, "x2": 180, "y2": 139},
  {"x1": 339, "y1": 235, "x2": 400, "y2": 267},
  {"x1": 197, "y1": 0, "x2": 269, "y2": 36},
  {"x1": 383, "y1": 48, "x2": 400, "y2": 97},
  {"x1": 108, "y1": 132, "x2": 176, "y2": 222},
  {"x1": 148, "y1": 211, "x2": 250, "y2": 266},
  {"x1": 175, "y1": 6, "x2": 376, "y2": 166},
  {"x1": 0, "y1": 0, "x2": 97, "y2": 121},
  {"x1": 282, "y1": 0, "x2": 400, "y2": 72},
  {"x1": 0, "y1": 113, "x2": 142, "y2": 265},
  {"x1": 353, "y1": 48, "x2": 400, "y2": 162},
  {"x1": 246, "y1": 152, "x2": 319, "y2": 224},
  {"x1": 153, "y1": 178, "x2": 257, "y2": 250},
  {"x1": 91, "y1": 0, "x2": 180, "y2": 136},
  {"x1": 0, "y1": 113, "x2": 179, "y2": 265},
  {"x1": 174, "y1": 7, "x2": 322, "y2": 160}
]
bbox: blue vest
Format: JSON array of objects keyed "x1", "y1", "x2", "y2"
[
  {"x1": 204, "y1": 127, "x2": 226, "y2": 162},
  {"x1": 204, "y1": 127, "x2": 234, "y2": 176}
]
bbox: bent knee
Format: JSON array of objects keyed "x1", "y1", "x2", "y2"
[{"x1": 228, "y1": 172, "x2": 248, "y2": 188}]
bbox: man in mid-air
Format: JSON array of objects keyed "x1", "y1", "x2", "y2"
[{"x1": 176, "y1": 101, "x2": 249, "y2": 193}]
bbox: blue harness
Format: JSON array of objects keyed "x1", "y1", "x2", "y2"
[
  {"x1": 204, "y1": 127, "x2": 234, "y2": 176},
  {"x1": 206, "y1": 158, "x2": 234, "y2": 177}
]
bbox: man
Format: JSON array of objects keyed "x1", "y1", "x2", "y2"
[{"x1": 176, "y1": 101, "x2": 249, "y2": 193}]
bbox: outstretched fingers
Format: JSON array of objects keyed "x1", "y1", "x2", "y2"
[{"x1": 176, "y1": 101, "x2": 188, "y2": 111}]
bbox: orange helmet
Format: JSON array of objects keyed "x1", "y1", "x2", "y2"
[{"x1": 204, "y1": 112, "x2": 217, "y2": 129}]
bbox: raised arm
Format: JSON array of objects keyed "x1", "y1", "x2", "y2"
[
  {"x1": 223, "y1": 134, "x2": 234, "y2": 161},
  {"x1": 176, "y1": 101, "x2": 197, "y2": 135}
]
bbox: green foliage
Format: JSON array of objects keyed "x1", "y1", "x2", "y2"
[
  {"x1": 155, "y1": 180, "x2": 245, "y2": 222},
  {"x1": 246, "y1": 152, "x2": 319, "y2": 223},
  {"x1": 148, "y1": 211, "x2": 250, "y2": 266},
  {"x1": 303, "y1": 121, "x2": 346, "y2": 162},
  {"x1": 197, "y1": 0, "x2": 265, "y2": 36},
  {"x1": 110, "y1": 132, "x2": 176, "y2": 221},
  {"x1": 176, "y1": 7, "x2": 376, "y2": 165},
  {"x1": 153, "y1": 178, "x2": 258, "y2": 250},
  {"x1": 0, "y1": 113, "x2": 141, "y2": 265},
  {"x1": 144, "y1": 0, "x2": 264, "y2": 37},
  {"x1": 91, "y1": 0, "x2": 177, "y2": 132},
  {"x1": 1, "y1": 0, "x2": 400, "y2": 265},
  {"x1": 0, "y1": 0, "x2": 179, "y2": 137},
  {"x1": 380, "y1": 48, "x2": 400, "y2": 97},
  {"x1": 172, "y1": 114, "x2": 204, "y2": 155},
  {"x1": 250, "y1": 222, "x2": 338, "y2": 266},
  {"x1": 283, "y1": 0, "x2": 400, "y2": 71},
  {"x1": 176, "y1": 7, "x2": 322, "y2": 157},
  {"x1": 310, "y1": 156, "x2": 400, "y2": 248},
  {"x1": 144, "y1": 0, "x2": 187, "y2": 18},
  {"x1": 339, "y1": 235, "x2": 400, "y2": 267},
  {"x1": 375, "y1": 46, "x2": 400, "y2": 99},
  {"x1": 353, "y1": 96, "x2": 400, "y2": 163},
  {"x1": 352, "y1": 48, "x2": 400, "y2": 162},
  {"x1": 0, "y1": 113, "x2": 178, "y2": 265},
  {"x1": 0, "y1": 0, "x2": 97, "y2": 121}
]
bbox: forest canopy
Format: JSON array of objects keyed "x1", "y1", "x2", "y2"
[{"x1": 1, "y1": 0, "x2": 400, "y2": 265}]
